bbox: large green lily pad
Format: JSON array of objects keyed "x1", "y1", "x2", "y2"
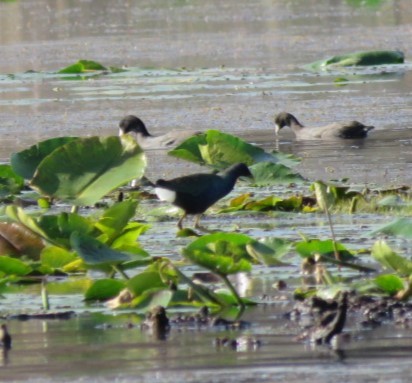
[
  {"x1": 169, "y1": 130, "x2": 298, "y2": 169},
  {"x1": 30, "y1": 135, "x2": 146, "y2": 206},
  {"x1": 11, "y1": 137, "x2": 77, "y2": 180}
]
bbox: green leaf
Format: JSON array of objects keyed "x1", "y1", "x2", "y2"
[
  {"x1": 246, "y1": 237, "x2": 292, "y2": 266},
  {"x1": 70, "y1": 232, "x2": 131, "y2": 266},
  {"x1": 30, "y1": 135, "x2": 146, "y2": 206},
  {"x1": 0, "y1": 256, "x2": 32, "y2": 276},
  {"x1": 307, "y1": 50, "x2": 404, "y2": 70},
  {"x1": 370, "y1": 218, "x2": 412, "y2": 239},
  {"x1": 127, "y1": 271, "x2": 168, "y2": 296},
  {"x1": 40, "y1": 246, "x2": 78, "y2": 270},
  {"x1": 295, "y1": 239, "x2": 354, "y2": 261},
  {"x1": 130, "y1": 289, "x2": 174, "y2": 310},
  {"x1": 222, "y1": 194, "x2": 305, "y2": 213},
  {"x1": 11, "y1": 137, "x2": 77, "y2": 179},
  {"x1": 57, "y1": 60, "x2": 107, "y2": 74},
  {"x1": 37, "y1": 212, "x2": 95, "y2": 248},
  {"x1": 374, "y1": 274, "x2": 404, "y2": 295},
  {"x1": 371, "y1": 240, "x2": 412, "y2": 276},
  {"x1": 169, "y1": 130, "x2": 295, "y2": 169},
  {"x1": 250, "y1": 162, "x2": 304, "y2": 186},
  {"x1": 0, "y1": 164, "x2": 24, "y2": 197},
  {"x1": 183, "y1": 233, "x2": 254, "y2": 275},
  {"x1": 84, "y1": 279, "x2": 126, "y2": 301},
  {"x1": 95, "y1": 201, "x2": 138, "y2": 241}
]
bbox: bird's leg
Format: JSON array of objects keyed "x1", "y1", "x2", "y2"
[
  {"x1": 177, "y1": 213, "x2": 187, "y2": 230},
  {"x1": 194, "y1": 214, "x2": 203, "y2": 229}
]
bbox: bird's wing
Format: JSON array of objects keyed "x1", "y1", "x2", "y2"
[
  {"x1": 158, "y1": 130, "x2": 201, "y2": 147},
  {"x1": 156, "y1": 174, "x2": 218, "y2": 196}
]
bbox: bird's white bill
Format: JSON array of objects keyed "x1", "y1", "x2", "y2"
[
  {"x1": 274, "y1": 124, "x2": 281, "y2": 135},
  {"x1": 155, "y1": 187, "x2": 176, "y2": 202},
  {"x1": 118, "y1": 128, "x2": 125, "y2": 136}
]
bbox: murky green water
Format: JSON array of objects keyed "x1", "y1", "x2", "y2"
[{"x1": 1, "y1": 0, "x2": 412, "y2": 381}]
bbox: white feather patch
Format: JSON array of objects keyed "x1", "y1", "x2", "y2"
[{"x1": 155, "y1": 187, "x2": 176, "y2": 202}]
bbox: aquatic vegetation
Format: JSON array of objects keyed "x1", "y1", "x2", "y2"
[
  {"x1": 0, "y1": 130, "x2": 411, "y2": 314},
  {"x1": 0, "y1": 164, "x2": 24, "y2": 200},
  {"x1": 307, "y1": 50, "x2": 404, "y2": 71},
  {"x1": 57, "y1": 59, "x2": 125, "y2": 74},
  {"x1": 11, "y1": 137, "x2": 78, "y2": 180},
  {"x1": 169, "y1": 129, "x2": 300, "y2": 169}
]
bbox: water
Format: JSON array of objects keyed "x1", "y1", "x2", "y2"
[{"x1": 1, "y1": 0, "x2": 412, "y2": 381}]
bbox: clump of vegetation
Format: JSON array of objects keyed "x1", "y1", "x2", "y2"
[{"x1": 0, "y1": 129, "x2": 411, "y2": 320}]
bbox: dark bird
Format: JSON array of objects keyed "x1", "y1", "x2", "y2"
[
  {"x1": 0, "y1": 324, "x2": 11, "y2": 350},
  {"x1": 155, "y1": 163, "x2": 252, "y2": 229},
  {"x1": 119, "y1": 115, "x2": 200, "y2": 149},
  {"x1": 310, "y1": 292, "x2": 349, "y2": 345},
  {"x1": 274, "y1": 112, "x2": 374, "y2": 140},
  {"x1": 141, "y1": 305, "x2": 170, "y2": 340}
]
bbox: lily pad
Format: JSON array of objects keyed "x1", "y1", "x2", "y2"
[
  {"x1": 295, "y1": 239, "x2": 355, "y2": 261},
  {"x1": 0, "y1": 256, "x2": 32, "y2": 276},
  {"x1": 250, "y1": 162, "x2": 304, "y2": 185},
  {"x1": 183, "y1": 233, "x2": 254, "y2": 275},
  {"x1": 371, "y1": 240, "x2": 412, "y2": 276},
  {"x1": 84, "y1": 279, "x2": 126, "y2": 301},
  {"x1": 0, "y1": 164, "x2": 24, "y2": 197},
  {"x1": 40, "y1": 246, "x2": 78, "y2": 270},
  {"x1": 246, "y1": 237, "x2": 292, "y2": 266},
  {"x1": 70, "y1": 232, "x2": 131, "y2": 266},
  {"x1": 370, "y1": 218, "x2": 412, "y2": 240},
  {"x1": 11, "y1": 137, "x2": 77, "y2": 180},
  {"x1": 307, "y1": 50, "x2": 404, "y2": 71},
  {"x1": 169, "y1": 130, "x2": 298, "y2": 169},
  {"x1": 58, "y1": 60, "x2": 107, "y2": 74},
  {"x1": 374, "y1": 274, "x2": 404, "y2": 295},
  {"x1": 95, "y1": 200, "x2": 139, "y2": 242},
  {"x1": 30, "y1": 135, "x2": 146, "y2": 206}
]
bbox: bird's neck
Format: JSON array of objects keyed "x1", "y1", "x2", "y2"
[{"x1": 289, "y1": 116, "x2": 304, "y2": 131}]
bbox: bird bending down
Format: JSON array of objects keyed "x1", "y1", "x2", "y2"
[
  {"x1": 274, "y1": 112, "x2": 374, "y2": 140},
  {"x1": 155, "y1": 163, "x2": 252, "y2": 229},
  {"x1": 119, "y1": 115, "x2": 201, "y2": 149}
]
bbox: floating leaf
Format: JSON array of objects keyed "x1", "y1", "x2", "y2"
[
  {"x1": 246, "y1": 237, "x2": 292, "y2": 266},
  {"x1": 58, "y1": 60, "x2": 107, "y2": 74},
  {"x1": 183, "y1": 233, "x2": 254, "y2": 275},
  {"x1": 371, "y1": 240, "x2": 412, "y2": 276},
  {"x1": 84, "y1": 279, "x2": 126, "y2": 301},
  {"x1": 127, "y1": 271, "x2": 168, "y2": 296},
  {"x1": 70, "y1": 232, "x2": 131, "y2": 266},
  {"x1": 30, "y1": 136, "x2": 146, "y2": 206},
  {"x1": 370, "y1": 218, "x2": 412, "y2": 239},
  {"x1": 169, "y1": 130, "x2": 297, "y2": 169},
  {"x1": 37, "y1": 212, "x2": 95, "y2": 249},
  {"x1": 0, "y1": 164, "x2": 24, "y2": 197},
  {"x1": 374, "y1": 274, "x2": 404, "y2": 295},
  {"x1": 95, "y1": 201, "x2": 139, "y2": 242},
  {"x1": 130, "y1": 289, "x2": 174, "y2": 310},
  {"x1": 222, "y1": 194, "x2": 307, "y2": 213},
  {"x1": 307, "y1": 50, "x2": 404, "y2": 70},
  {"x1": 11, "y1": 137, "x2": 77, "y2": 179},
  {"x1": 250, "y1": 162, "x2": 304, "y2": 186},
  {"x1": 40, "y1": 246, "x2": 78, "y2": 270},
  {"x1": 295, "y1": 239, "x2": 354, "y2": 261},
  {"x1": 0, "y1": 256, "x2": 32, "y2": 276}
]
